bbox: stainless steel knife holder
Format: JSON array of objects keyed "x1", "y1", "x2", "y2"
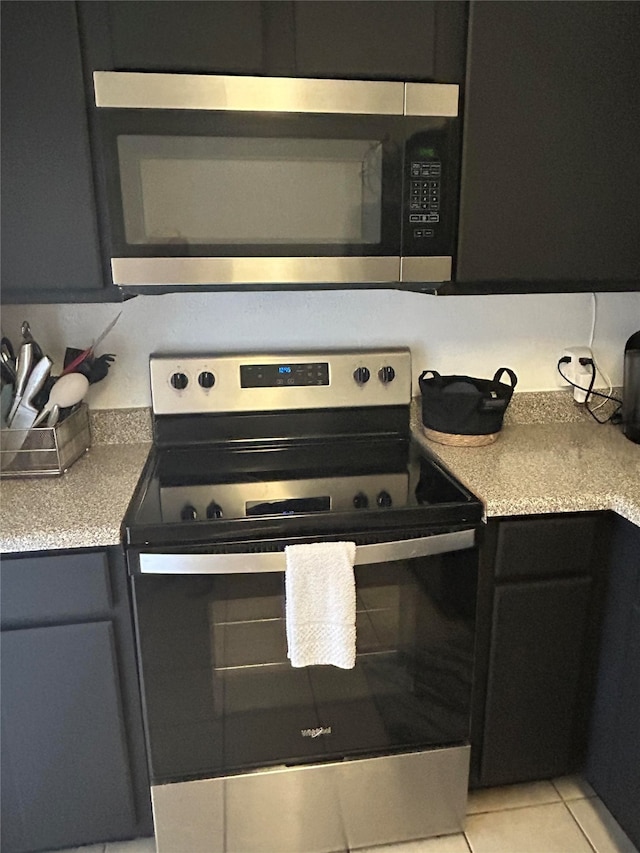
[{"x1": 0, "y1": 403, "x2": 91, "y2": 478}]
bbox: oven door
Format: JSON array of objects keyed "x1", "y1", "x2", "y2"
[
  {"x1": 130, "y1": 529, "x2": 478, "y2": 787},
  {"x1": 92, "y1": 73, "x2": 458, "y2": 290}
]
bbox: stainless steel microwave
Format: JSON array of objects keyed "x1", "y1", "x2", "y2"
[{"x1": 92, "y1": 72, "x2": 460, "y2": 291}]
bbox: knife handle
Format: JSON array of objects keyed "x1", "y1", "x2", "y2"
[
  {"x1": 21, "y1": 356, "x2": 53, "y2": 409},
  {"x1": 6, "y1": 342, "x2": 33, "y2": 426}
]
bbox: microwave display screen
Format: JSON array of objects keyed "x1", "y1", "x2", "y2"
[{"x1": 117, "y1": 135, "x2": 383, "y2": 246}]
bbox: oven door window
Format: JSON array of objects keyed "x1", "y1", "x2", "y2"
[
  {"x1": 98, "y1": 112, "x2": 431, "y2": 258},
  {"x1": 132, "y1": 548, "x2": 477, "y2": 785}
]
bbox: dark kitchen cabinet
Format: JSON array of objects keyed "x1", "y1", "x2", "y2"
[
  {"x1": 291, "y1": 2, "x2": 466, "y2": 83},
  {"x1": 0, "y1": 549, "x2": 152, "y2": 853},
  {"x1": 471, "y1": 513, "x2": 609, "y2": 788},
  {"x1": 0, "y1": 1, "x2": 113, "y2": 303},
  {"x1": 454, "y1": 1, "x2": 640, "y2": 293},
  {"x1": 586, "y1": 517, "x2": 640, "y2": 850},
  {"x1": 79, "y1": 1, "x2": 466, "y2": 83},
  {"x1": 81, "y1": 1, "x2": 266, "y2": 75}
]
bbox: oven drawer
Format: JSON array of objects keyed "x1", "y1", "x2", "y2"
[{"x1": 151, "y1": 746, "x2": 470, "y2": 853}]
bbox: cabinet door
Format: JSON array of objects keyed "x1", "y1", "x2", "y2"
[
  {"x1": 0, "y1": 1, "x2": 107, "y2": 300},
  {"x1": 83, "y1": 0, "x2": 266, "y2": 74},
  {"x1": 293, "y1": 1, "x2": 466, "y2": 82},
  {"x1": 457, "y1": 1, "x2": 640, "y2": 287},
  {"x1": 607, "y1": 604, "x2": 640, "y2": 849},
  {"x1": 0, "y1": 622, "x2": 137, "y2": 853},
  {"x1": 480, "y1": 576, "x2": 592, "y2": 786},
  {"x1": 587, "y1": 519, "x2": 640, "y2": 849},
  {"x1": 83, "y1": 1, "x2": 466, "y2": 82}
]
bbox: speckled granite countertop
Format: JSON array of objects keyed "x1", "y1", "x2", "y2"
[
  {"x1": 1, "y1": 396, "x2": 638, "y2": 555},
  {"x1": 412, "y1": 414, "x2": 640, "y2": 528},
  {"x1": 0, "y1": 442, "x2": 151, "y2": 554}
]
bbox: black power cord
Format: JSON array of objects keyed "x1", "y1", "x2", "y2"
[{"x1": 557, "y1": 357, "x2": 623, "y2": 424}]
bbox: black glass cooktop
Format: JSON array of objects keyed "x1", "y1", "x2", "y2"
[{"x1": 123, "y1": 434, "x2": 483, "y2": 548}]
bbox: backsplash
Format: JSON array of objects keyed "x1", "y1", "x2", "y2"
[{"x1": 2, "y1": 289, "x2": 638, "y2": 410}]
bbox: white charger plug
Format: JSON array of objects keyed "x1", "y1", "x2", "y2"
[{"x1": 559, "y1": 347, "x2": 594, "y2": 403}]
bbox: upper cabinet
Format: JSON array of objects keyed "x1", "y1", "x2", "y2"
[
  {"x1": 79, "y1": 1, "x2": 466, "y2": 83},
  {"x1": 82, "y1": 1, "x2": 266, "y2": 75},
  {"x1": 0, "y1": 1, "x2": 115, "y2": 304},
  {"x1": 454, "y1": 1, "x2": 640, "y2": 292},
  {"x1": 290, "y1": 1, "x2": 466, "y2": 83}
]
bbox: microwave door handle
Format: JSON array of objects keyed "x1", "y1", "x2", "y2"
[{"x1": 137, "y1": 529, "x2": 476, "y2": 574}]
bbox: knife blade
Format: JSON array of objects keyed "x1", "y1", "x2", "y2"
[
  {"x1": 6, "y1": 342, "x2": 33, "y2": 426},
  {"x1": 3, "y1": 356, "x2": 53, "y2": 467}
]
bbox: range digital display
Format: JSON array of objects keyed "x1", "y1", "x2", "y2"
[{"x1": 240, "y1": 362, "x2": 329, "y2": 388}]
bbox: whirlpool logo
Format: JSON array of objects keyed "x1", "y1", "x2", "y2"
[{"x1": 301, "y1": 726, "x2": 332, "y2": 738}]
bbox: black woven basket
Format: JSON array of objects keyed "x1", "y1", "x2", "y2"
[{"x1": 419, "y1": 368, "x2": 518, "y2": 439}]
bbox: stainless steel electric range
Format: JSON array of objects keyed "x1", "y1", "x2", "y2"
[{"x1": 122, "y1": 348, "x2": 483, "y2": 853}]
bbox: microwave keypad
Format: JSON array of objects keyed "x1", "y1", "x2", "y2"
[{"x1": 409, "y1": 161, "x2": 441, "y2": 231}]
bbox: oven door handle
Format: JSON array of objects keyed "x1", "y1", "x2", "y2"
[{"x1": 137, "y1": 529, "x2": 476, "y2": 574}]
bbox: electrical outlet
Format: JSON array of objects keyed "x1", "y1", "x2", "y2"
[{"x1": 558, "y1": 347, "x2": 593, "y2": 403}]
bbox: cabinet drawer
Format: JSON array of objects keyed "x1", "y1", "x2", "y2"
[
  {"x1": 0, "y1": 552, "x2": 112, "y2": 627},
  {"x1": 494, "y1": 516, "x2": 597, "y2": 580},
  {"x1": 1, "y1": 621, "x2": 136, "y2": 851}
]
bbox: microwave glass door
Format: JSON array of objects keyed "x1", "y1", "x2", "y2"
[
  {"x1": 118, "y1": 135, "x2": 383, "y2": 247},
  {"x1": 97, "y1": 111, "x2": 432, "y2": 260},
  {"x1": 131, "y1": 547, "x2": 477, "y2": 786}
]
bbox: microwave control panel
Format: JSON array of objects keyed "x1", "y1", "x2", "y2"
[
  {"x1": 403, "y1": 131, "x2": 453, "y2": 257},
  {"x1": 408, "y1": 160, "x2": 441, "y2": 234}
]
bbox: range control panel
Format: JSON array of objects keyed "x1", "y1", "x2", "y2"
[{"x1": 150, "y1": 349, "x2": 412, "y2": 415}]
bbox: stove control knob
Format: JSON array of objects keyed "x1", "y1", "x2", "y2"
[
  {"x1": 353, "y1": 492, "x2": 369, "y2": 509},
  {"x1": 170, "y1": 372, "x2": 189, "y2": 390},
  {"x1": 378, "y1": 366, "x2": 396, "y2": 384},
  {"x1": 198, "y1": 371, "x2": 215, "y2": 389},
  {"x1": 377, "y1": 490, "x2": 393, "y2": 508},
  {"x1": 206, "y1": 501, "x2": 223, "y2": 519},
  {"x1": 353, "y1": 366, "x2": 371, "y2": 385},
  {"x1": 180, "y1": 504, "x2": 198, "y2": 521}
]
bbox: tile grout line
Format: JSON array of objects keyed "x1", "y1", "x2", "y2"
[
  {"x1": 550, "y1": 778, "x2": 564, "y2": 799},
  {"x1": 465, "y1": 797, "x2": 563, "y2": 816},
  {"x1": 560, "y1": 799, "x2": 599, "y2": 853},
  {"x1": 462, "y1": 827, "x2": 475, "y2": 853}
]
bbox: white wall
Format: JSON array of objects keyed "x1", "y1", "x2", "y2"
[{"x1": 2, "y1": 290, "x2": 639, "y2": 409}]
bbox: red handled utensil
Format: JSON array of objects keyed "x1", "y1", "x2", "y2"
[{"x1": 60, "y1": 312, "x2": 122, "y2": 376}]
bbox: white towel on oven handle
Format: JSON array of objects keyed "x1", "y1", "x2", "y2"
[{"x1": 284, "y1": 541, "x2": 357, "y2": 669}]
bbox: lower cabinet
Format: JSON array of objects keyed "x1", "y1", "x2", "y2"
[
  {"x1": 0, "y1": 549, "x2": 152, "y2": 853},
  {"x1": 471, "y1": 513, "x2": 609, "y2": 788},
  {"x1": 586, "y1": 517, "x2": 640, "y2": 850}
]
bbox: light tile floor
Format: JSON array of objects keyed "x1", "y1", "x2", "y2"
[{"x1": 44, "y1": 777, "x2": 639, "y2": 853}]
